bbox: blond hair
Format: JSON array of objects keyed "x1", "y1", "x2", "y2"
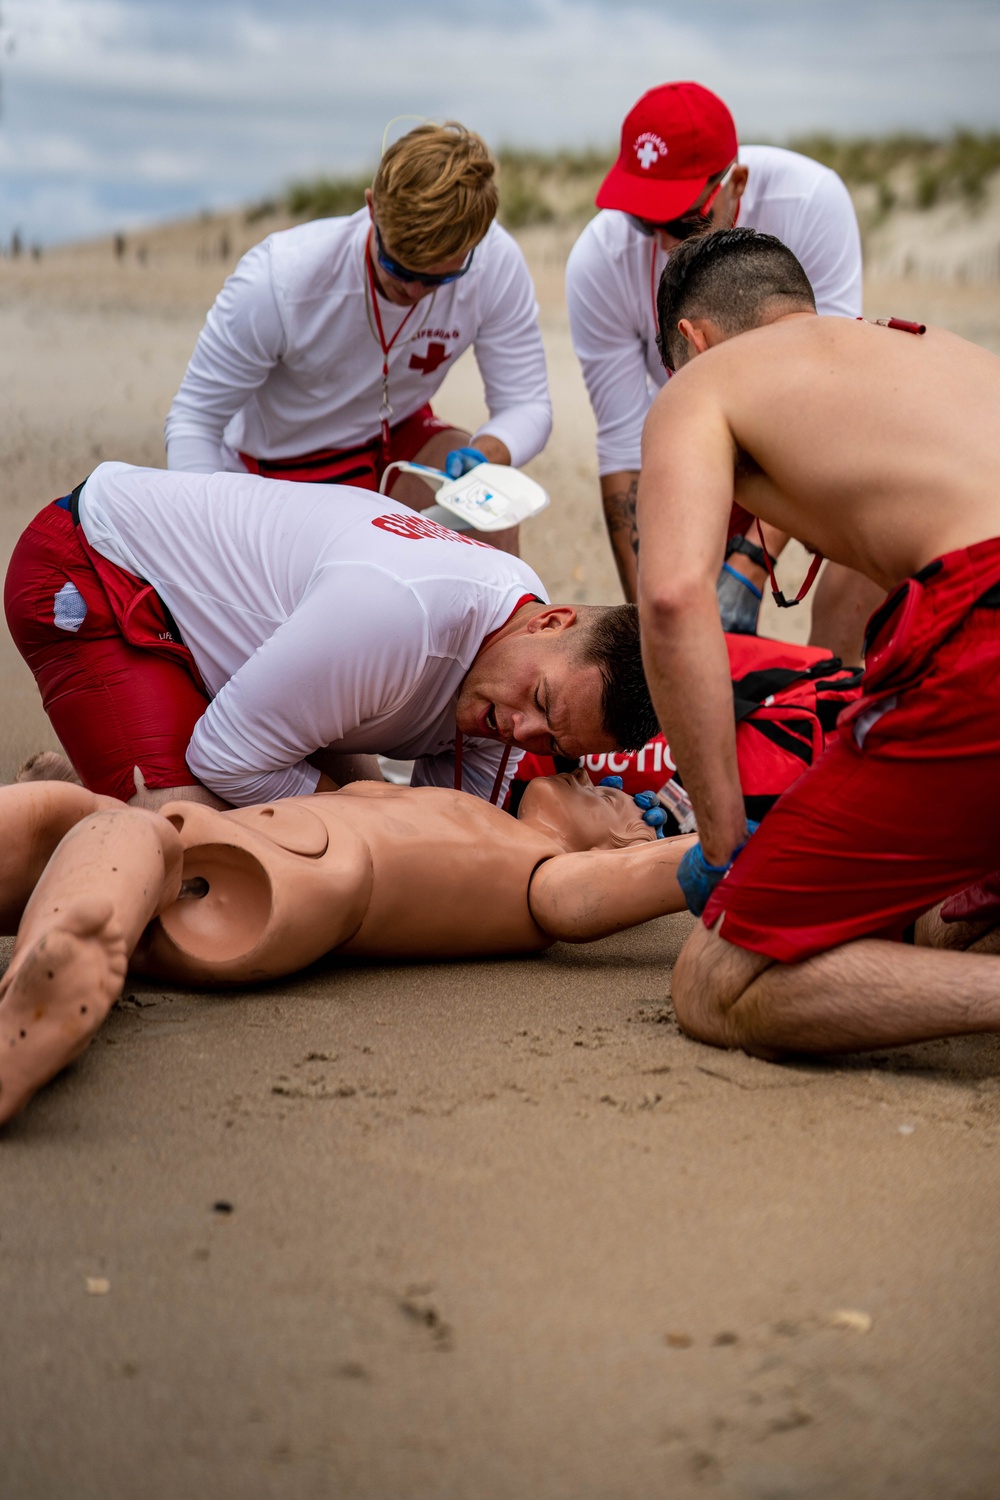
[{"x1": 371, "y1": 121, "x2": 498, "y2": 270}]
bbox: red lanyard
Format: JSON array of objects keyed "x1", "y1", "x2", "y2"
[
  {"x1": 365, "y1": 240, "x2": 418, "y2": 460},
  {"x1": 756, "y1": 519, "x2": 824, "y2": 608},
  {"x1": 453, "y1": 735, "x2": 513, "y2": 806}
]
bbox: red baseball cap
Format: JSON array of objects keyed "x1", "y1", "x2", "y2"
[{"x1": 596, "y1": 82, "x2": 738, "y2": 219}]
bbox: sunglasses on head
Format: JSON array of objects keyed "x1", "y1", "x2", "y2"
[
  {"x1": 628, "y1": 164, "x2": 734, "y2": 241},
  {"x1": 373, "y1": 223, "x2": 475, "y2": 287}
]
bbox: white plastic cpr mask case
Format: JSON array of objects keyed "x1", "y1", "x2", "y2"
[{"x1": 379, "y1": 461, "x2": 550, "y2": 533}]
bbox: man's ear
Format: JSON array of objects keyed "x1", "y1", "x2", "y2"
[
  {"x1": 525, "y1": 605, "x2": 578, "y2": 635},
  {"x1": 676, "y1": 317, "x2": 714, "y2": 359},
  {"x1": 364, "y1": 188, "x2": 375, "y2": 220},
  {"x1": 729, "y1": 164, "x2": 749, "y2": 204}
]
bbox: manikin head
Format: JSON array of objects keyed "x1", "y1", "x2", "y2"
[
  {"x1": 516, "y1": 768, "x2": 657, "y2": 852},
  {"x1": 365, "y1": 121, "x2": 498, "y2": 307},
  {"x1": 655, "y1": 227, "x2": 817, "y2": 372},
  {"x1": 455, "y1": 601, "x2": 659, "y2": 760},
  {"x1": 595, "y1": 82, "x2": 749, "y2": 254}
]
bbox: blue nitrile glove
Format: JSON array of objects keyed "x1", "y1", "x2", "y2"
[
  {"x1": 445, "y1": 446, "x2": 488, "y2": 479},
  {"x1": 601, "y1": 778, "x2": 669, "y2": 837},
  {"x1": 633, "y1": 788, "x2": 668, "y2": 838},
  {"x1": 717, "y1": 562, "x2": 762, "y2": 635},
  {"x1": 677, "y1": 821, "x2": 760, "y2": 917}
]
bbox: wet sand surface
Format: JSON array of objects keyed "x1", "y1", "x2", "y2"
[{"x1": 1, "y1": 227, "x2": 999, "y2": 1498}]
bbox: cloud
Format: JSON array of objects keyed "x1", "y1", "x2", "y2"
[{"x1": 1, "y1": 0, "x2": 998, "y2": 244}]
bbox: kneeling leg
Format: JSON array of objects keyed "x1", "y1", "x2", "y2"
[{"x1": 673, "y1": 916, "x2": 1000, "y2": 1057}]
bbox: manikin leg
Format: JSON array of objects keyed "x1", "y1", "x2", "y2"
[
  {"x1": 672, "y1": 913, "x2": 1000, "y2": 1058},
  {"x1": 0, "y1": 804, "x2": 183, "y2": 1124}
]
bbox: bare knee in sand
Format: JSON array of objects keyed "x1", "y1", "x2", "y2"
[{"x1": 672, "y1": 914, "x2": 1000, "y2": 1059}]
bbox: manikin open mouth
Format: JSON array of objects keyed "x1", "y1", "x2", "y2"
[{"x1": 485, "y1": 704, "x2": 497, "y2": 732}]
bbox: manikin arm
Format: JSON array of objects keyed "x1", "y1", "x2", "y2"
[{"x1": 527, "y1": 833, "x2": 695, "y2": 943}]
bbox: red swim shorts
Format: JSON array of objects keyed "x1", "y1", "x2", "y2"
[
  {"x1": 704, "y1": 536, "x2": 1000, "y2": 963},
  {"x1": 238, "y1": 403, "x2": 455, "y2": 489},
  {"x1": 4, "y1": 499, "x2": 210, "y2": 802}
]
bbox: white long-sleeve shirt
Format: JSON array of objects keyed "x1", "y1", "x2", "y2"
[
  {"x1": 165, "y1": 211, "x2": 552, "y2": 473},
  {"x1": 78, "y1": 463, "x2": 548, "y2": 806},
  {"x1": 566, "y1": 145, "x2": 863, "y2": 476}
]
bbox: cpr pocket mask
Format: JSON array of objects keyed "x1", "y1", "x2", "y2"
[{"x1": 379, "y1": 461, "x2": 550, "y2": 534}]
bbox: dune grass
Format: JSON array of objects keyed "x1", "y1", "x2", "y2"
[{"x1": 247, "y1": 132, "x2": 1000, "y2": 232}]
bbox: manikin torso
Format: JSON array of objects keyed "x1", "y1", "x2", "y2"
[
  {"x1": 132, "y1": 779, "x2": 624, "y2": 984},
  {"x1": 0, "y1": 775, "x2": 674, "y2": 1126}
]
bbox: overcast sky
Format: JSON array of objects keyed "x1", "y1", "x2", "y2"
[{"x1": 2, "y1": 0, "x2": 998, "y2": 247}]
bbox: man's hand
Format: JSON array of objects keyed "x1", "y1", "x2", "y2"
[
  {"x1": 599, "y1": 775, "x2": 669, "y2": 837},
  {"x1": 445, "y1": 446, "x2": 489, "y2": 479},
  {"x1": 717, "y1": 562, "x2": 762, "y2": 635},
  {"x1": 677, "y1": 822, "x2": 758, "y2": 916}
]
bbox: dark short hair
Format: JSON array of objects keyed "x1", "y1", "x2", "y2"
[
  {"x1": 578, "y1": 604, "x2": 660, "y2": 751},
  {"x1": 655, "y1": 226, "x2": 816, "y2": 371}
]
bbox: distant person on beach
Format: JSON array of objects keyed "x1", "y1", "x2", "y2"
[
  {"x1": 0, "y1": 770, "x2": 695, "y2": 1125},
  {"x1": 566, "y1": 81, "x2": 881, "y2": 658},
  {"x1": 165, "y1": 121, "x2": 551, "y2": 554},
  {"x1": 638, "y1": 226, "x2": 1000, "y2": 1057},
  {"x1": 5, "y1": 463, "x2": 655, "y2": 813}
]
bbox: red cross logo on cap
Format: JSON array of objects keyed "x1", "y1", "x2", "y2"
[{"x1": 636, "y1": 141, "x2": 660, "y2": 170}]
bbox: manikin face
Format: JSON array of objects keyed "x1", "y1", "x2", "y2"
[
  {"x1": 455, "y1": 613, "x2": 619, "y2": 760},
  {"x1": 517, "y1": 769, "x2": 656, "y2": 853}
]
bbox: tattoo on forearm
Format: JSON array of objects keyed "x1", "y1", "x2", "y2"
[{"x1": 603, "y1": 480, "x2": 640, "y2": 558}]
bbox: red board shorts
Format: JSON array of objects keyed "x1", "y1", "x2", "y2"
[
  {"x1": 4, "y1": 497, "x2": 210, "y2": 802},
  {"x1": 238, "y1": 403, "x2": 455, "y2": 489},
  {"x1": 704, "y1": 535, "x2": 1000, "y2": 964}
]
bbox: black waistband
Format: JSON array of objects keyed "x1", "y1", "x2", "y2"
[{"x1": 54, "y1": 478, "x2": 89, "y2": 525}]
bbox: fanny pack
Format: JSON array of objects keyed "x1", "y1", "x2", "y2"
[{"x1": 239, "y1": 440, "x2": 379, "y2": 487}]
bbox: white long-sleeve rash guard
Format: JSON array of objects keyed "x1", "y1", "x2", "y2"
[
  {"x1": 566, "y1": 145, "x2": 863, "y2": 476},
  {"x1": 78, "y1": 463, "x2": 549, "y2": 806},
  {"x1": 165, "y1": 211, "x2": 553, "y2": 474}
]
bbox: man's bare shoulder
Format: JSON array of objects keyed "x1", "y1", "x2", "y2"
[{"x1": 650, "y1": 315, "x2": 1000, "y2": 438}]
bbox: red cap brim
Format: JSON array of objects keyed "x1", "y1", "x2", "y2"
[{"x1": 595, "y1": 161, "x2": 713, "y2": 219}]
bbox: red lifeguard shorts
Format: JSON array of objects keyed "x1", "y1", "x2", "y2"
[
  {"x1": 704, "y1": 535, "x2": 1000, "y2": 963},
  {"x1": 4, "y1": 498, "x2": 210, "y2": 802},
  {"x1": 238, "y1": 403, "x2": 454, "y2": 488}
]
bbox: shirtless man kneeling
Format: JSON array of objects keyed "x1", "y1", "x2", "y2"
[
  {"x1": 638, "y1": 227, "x2": 1000, "y2": 1057},
  {"x1": 0, "y1": 775, "x2": 694, "y2": 1125}
]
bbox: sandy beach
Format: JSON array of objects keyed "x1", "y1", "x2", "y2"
[{"x1": 1, "y1": 220, "x2": 999, "y2": 1499}]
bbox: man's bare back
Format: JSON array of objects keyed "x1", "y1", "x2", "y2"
[
  {"x1": 637, "y1": 226, "x2": 1000, "y2": 1062},
  {"x1": 642, "y1": 314, "x2": 1000, "y2": 592}
]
